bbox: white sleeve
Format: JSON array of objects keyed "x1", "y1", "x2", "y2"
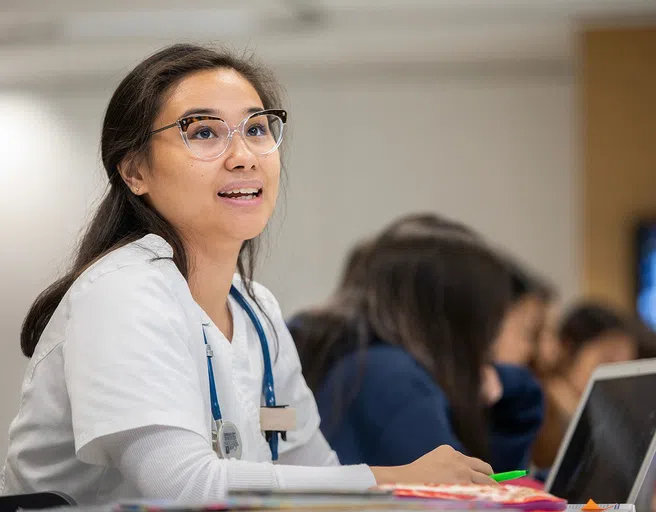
[
  {"x1": 63, "y1": 264, "x2": 207, "y2": 466},
  {"x1": 102, "y1": 426, "x2": 375, "y2": 500},
  {"x1": 101, "y1": 426, "x2": 279, "y2": 500}
]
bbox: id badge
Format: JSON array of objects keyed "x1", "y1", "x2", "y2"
[{"x1": 260, "y1": 406, "x2": 297, "y2": 432}]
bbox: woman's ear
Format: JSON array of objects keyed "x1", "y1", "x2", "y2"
[{"x1": 117, "y1": 154, "x2": 149, "y2": 196}]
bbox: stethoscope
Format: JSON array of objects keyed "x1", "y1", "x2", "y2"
[{"x1": 202, "y1": 285, "x2": 281, "y2": 461}]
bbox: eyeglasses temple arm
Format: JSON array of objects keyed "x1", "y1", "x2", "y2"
[{"x1": 150, "y1": 122, "x2": 178, "y2": 135}]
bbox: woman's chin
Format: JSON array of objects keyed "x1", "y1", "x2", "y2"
[{"x1": 219, "y1": 220, "x2": 269, "y2": 244}]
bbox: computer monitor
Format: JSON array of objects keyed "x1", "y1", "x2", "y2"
[
  {"x1": 545, "y1": 359, "x2": 656, "y2": 504},
  {"x1": 636, "y1": 220, "x2": 656, "y2": 330}
]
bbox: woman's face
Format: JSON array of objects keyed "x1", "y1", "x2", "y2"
[
  {"x1": 125, "y1": 68, "x2": 281, "y2": 247},
  {"x1": 535, "y1": 302, "x2": 563, "y2": 374},
  {"x1": 493, "y1": 295, "x2": 546, "y2": 366}
]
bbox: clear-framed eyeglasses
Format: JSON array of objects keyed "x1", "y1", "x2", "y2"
[{"x1": 150, "y1": 109, "x2": 287, "y2": 160}]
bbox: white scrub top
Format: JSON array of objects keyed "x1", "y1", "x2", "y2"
[{"x1": 1, "y1": 234, "x2": 374, "y2": 504}]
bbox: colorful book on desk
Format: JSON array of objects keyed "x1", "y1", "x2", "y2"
[
  {"x1": 115, "y1": 485, "x2": 568, "y2": 512},
  {"x1": 116, "y1": 490, "x2": 501, "y2": 511},
  {"x1": 377, "y1": 483, "x2": 567, "y2": 510}
]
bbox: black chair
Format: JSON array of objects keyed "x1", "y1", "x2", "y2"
[{"x1": 0, "y1": 491, "x2": 75, "y2": 512}]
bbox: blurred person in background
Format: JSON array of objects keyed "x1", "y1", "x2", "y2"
[
  {"x1": 532, "y1": 298, "x2": 565, "y2": 377},
  {"x1": 531, "y1": 302, "x2": 639, "y2": 470},
  {"x1": 635, "y1": 315, "x2": 656, "y2": 359},
  {"x1": 493, "y1": 261, "x2": 556, "y2": 368},
  {"x1": 289, "y1": 214, "x2": 544, "y2": 472}
]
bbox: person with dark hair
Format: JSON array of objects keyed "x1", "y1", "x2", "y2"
[
  {"x1": 531, "y1": 301, "x2": 638, "y2": 469},
  {"x1": 636, "y1": 321, "x2": 656, "y2": 359},
  {"x1": 289, "y1": 214, "x2": 544, "y2": 472},
  {"x1": 336, "y1": 213, "x2": 477, "y2": 297},
  {"x1": 492, "y1": 259, "x2": 556, "y2": 368},
  {"x1": 1, "y1": 46, "x2": 495, "y2": 503},
  {"x1": 336, "y1": 238, "x2": 372, "y2": 291}
]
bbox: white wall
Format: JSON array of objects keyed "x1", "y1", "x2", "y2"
[
  {"x1": 0, "y1": 63, "x2": 576, "y2": 461},
  {"x1": 266, "y1": 64, "x2": 577, "y2": 312}
]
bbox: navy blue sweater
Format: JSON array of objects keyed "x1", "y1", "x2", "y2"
[{"x1": 314, "y1": 344, "x2": 544, "y2": 472}]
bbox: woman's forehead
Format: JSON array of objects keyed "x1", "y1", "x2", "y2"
[{"x1": 160, "y1": 68, "x2": 264, "y2": 120}]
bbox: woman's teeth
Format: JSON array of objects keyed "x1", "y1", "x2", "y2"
[{"x1": 218, "y1": 188, "x2": 261, "y2": 200}]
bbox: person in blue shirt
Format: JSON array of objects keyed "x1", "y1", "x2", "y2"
[{"x1": 289, "y1": 213, "x2": 544, "y2": 472}]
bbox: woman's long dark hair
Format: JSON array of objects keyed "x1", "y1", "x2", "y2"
[
  {"x1": 21, "y1": 44, "x2": 284, "y2": 357},
  {"x1": 291, "y1": 213, "x2": 512, "y2": 460},
  {"x1": 558, "y1": 302, "x2": 634, "y2": 360}
]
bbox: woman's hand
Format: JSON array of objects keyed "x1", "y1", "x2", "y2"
[{"x1": 371, "y1": 445, "x2": 496, "y2": 486}]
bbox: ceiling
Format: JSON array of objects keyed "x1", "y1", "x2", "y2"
[{"x1": 1, "y1": 0, "x2": 655, "y2": 85}]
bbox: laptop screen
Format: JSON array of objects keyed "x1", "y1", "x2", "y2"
[{"x1": 548, "y1": 373, "x2": 656, "y2": 503}]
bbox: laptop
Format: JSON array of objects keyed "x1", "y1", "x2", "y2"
[{"x1": 545, "y1": 358, "x2": 656, "y2": 505}]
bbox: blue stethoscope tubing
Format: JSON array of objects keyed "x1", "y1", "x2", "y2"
[{"x1": 203, "y1": 285, "x2": 279, "y2": 460}]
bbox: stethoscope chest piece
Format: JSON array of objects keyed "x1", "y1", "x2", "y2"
[{"x1": 212, "y1": 419, "x2": 243, "y2": 460}]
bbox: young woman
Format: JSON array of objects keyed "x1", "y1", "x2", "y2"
[
  {"x1": 531, "y1": 301, "x2": 638, "y2": 469},
  {"x1": 289, "y1": 215, "x2": 544, "y2": 472},
  {"x1": 0, "y1": 44, "x2": 496, "y2": 505},
  {"x1": 492, "y1": 261, "x2": 555, "y2": 368}
]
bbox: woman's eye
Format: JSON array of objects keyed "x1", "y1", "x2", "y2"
[
  {"x1": 246, "y1": 124, "x2": 268, "y2": 137},
  {"x1": 190, "y1": 126, "x2": 216, "y2": 139}
]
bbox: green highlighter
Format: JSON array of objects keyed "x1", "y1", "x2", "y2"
[{"x1": 490, "y1": 470, "x2": 528, "y2": 482}]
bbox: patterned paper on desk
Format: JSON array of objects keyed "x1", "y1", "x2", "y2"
[{"x1": 377, "y1": 483, "x2": 567, "y2": 510}]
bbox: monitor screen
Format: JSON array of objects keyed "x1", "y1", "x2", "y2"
[
  {"x1": 637, "y1": 221, "x2": 656, "y2": 330},
  {"x1": 548, "y1": 373, "x2": 656, "y2": 503}
]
